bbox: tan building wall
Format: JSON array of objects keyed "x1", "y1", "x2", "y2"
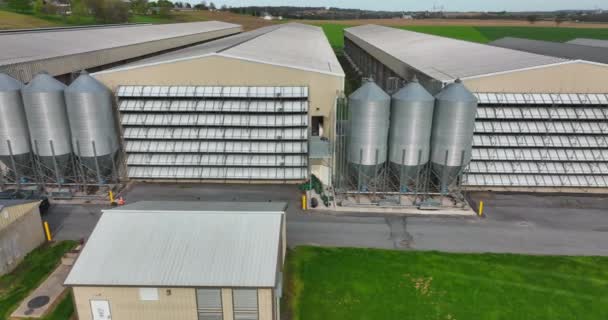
[
  {"x1": 464, "y1": 62, "x2": 608, "y2": 93},
  {"x1": 258, "y1": 288, "x2": 274, "y2": 320},
  {"x1": 94, "y1": 55, "x2": 344, "y2": 135},
  {"x1": 72, "y1": 287, "x2": 276, "y2": 320},
  {"x1": 0, "y1": 202, "x2": 44, "y2": 275},
  {"x1": 73, "y1": 287, "x2": 198, "y2": 320}
]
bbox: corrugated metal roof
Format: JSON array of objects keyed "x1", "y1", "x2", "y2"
[
  {"x1": 0, "y1": 21, "x2": 241, "y2": 82},
  {"x1": 99, "y1": 23, "x2": 344, "y2": 76},
  {"x1": 344, "y1": 25, "x2": 565, "y2": 82},
  {"x1": 567, "y1": 38, "x2": 608, "y2": 48},
  {"x1": 490, "y1": 37, "x2": 608, "y2": 64},
  {"x1": 65, "y1": 202, "x2": 284, "y2": 287}
]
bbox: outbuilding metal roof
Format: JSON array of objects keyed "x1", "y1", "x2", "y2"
[
  {"x1": 490, "y1": 37, "x2": 608, "y2": 64},
  {"x1": 98, "y1": 23, "x2": 344, "y2": 76},
  {"x1": 65, "y1": 201, "x2": 285, "y2": 287},
  {"x1": 567, "y1": 38, "x2": 608, "y2": 48},
  {"x1": 344, "y1": 25, "x2": 565, "y2": 82},
  {"x1": 0, "y1": 21, "x2": 242, "y2": 82}
]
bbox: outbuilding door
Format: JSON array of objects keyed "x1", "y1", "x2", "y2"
[
  {"x1": 118, "y1": 86, "x2": 309, "y2": 182},
  {"x1": 90, "y1": 300, "x2": 111, "y2": 320}
]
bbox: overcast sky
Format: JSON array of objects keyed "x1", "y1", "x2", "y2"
[{"x1": 182, "y1": 0, "x2": 603, "y2": 12}]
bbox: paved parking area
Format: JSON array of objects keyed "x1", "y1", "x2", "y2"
[{"x1": 46, "y1": 183, "x2": 608, "y2": 255}]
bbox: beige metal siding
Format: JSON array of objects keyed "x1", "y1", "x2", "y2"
[
  {"x1": 0, "y1": 204, "x2": 44, "y2": 275},
  {"x1": 94, "y1": 55, "x2": 343, "y2": 135},
  {"x1": 2, "y1": 27, "x2": 242, "y2": 83},
  {"x1": 221, "y1": 289, "x2": 234, "y2": 320},
  {"x1": 72, "y1": 287, "x2": 276, "y2": 320},
  {"x1": 464, "y1": 62, "x2": 608, "y2": 93},
  {"x1": 257, "y1": 289, "x2": 274, "y2": 320},
  {"x1": 72, "y1": 287, "x2": 198, "y2": 320}
]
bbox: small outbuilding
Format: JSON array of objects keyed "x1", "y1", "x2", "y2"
[
  {"x1": 0, "y1": 200, "x2": 45, "y2": 275},
  {"x1": 65, "y1": 201, "x2": 287, "y2": 320}
]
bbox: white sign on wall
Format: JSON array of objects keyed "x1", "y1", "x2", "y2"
[{"x1": 90, "y1": 300, "x2": 112, "y2": 320}]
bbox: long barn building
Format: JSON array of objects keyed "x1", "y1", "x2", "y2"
[
  {"x1": 0, "y1": 21, "x2": 242, "y2": 83},
  {"x1": 93, "y1": 23, "x2": 344, "y2": 183},
  {"x1": 344, "y1": 25, "x2": 608, "y2": 192}
]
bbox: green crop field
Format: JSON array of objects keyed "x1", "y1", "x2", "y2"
[
  {"x1": 317, "y1": 23, "x2": 608, "y2": 49},
  {"x1": 284, "y1": 246, "x2": 608, "y2": 320}
]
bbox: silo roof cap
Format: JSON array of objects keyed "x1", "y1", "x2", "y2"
[
  {"x1": 392, "y1": 77, "x2": 434, "y2": 102},
  {"x1": 435, "y1": 80, "x2": 477, "y2": 103},
  {"x1": 0, "y1": 73, "x2": 22, "y2": 91},
  {"x1": 349, "y1": 79, "x2": 390, "y2": 102},
  {"x1": 23, "y1": 72, "x2": 66, "y2": 92}
]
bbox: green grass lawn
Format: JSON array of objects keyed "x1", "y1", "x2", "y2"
[
  {"x1": 316, "y1": 24, "x2": 348, "y2": 53},
  {"x1": 41, "y1": 293, "x2": 75, "y2": 320},
  {"x1": 402, "y1": 26, "x2": 608, "y2": 43},
  {"x1": 0, "y1": 241, "x2": 77, "y2": 319},
  {"x1": 284, "y1": 246, "x2": 608, "y2": 320},
  {"x1": 317, "y1": 23, "x2": 608, "y2": 49}
]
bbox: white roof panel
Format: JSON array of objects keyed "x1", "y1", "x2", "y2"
[
  {"x1": 476, "y1": 106, "x2": 606, "y2": 120},
  {"x1": 119, "y1": 99, "x2": 308, "y2": 113},
  {"x1": 65, "y1": 206, "x2": 282, "y2": 287},
  {"x1": 345, "y1": 25, "x2": 565, "y2": 82},
  {"x1": 121, "y1": 113, "x2": 308, "y2": 127},
  {"x1": 472, "y1": 148, "x2": 608, "y2": 162},
  {"x1": 117, "y1": 86, "x2": 309, "y2": 99},
  {"x1": 473, "y1": 135, "x2": 608, "y2": 148},
  {"x1": 469, "y1": 161, "x2": 608, "y2": 175},
  {"x1": 127, "y1": 166, "x2": 307, "y2": 180},
  {"x1": 125, "y1": 140, "x2": 307, "y2": 154},
  {"x1": 475, "y1": 93, "x2": 608, "y2": 105},
  {"x1": 127, "y1": 154, "x2": 307, "y2": 167},
  {"x1": 123, "y1": 127, "x2": 307, "y2": 141},
  {"x1": 474, "y1": 121, "x2": 607, "y2": 134},
  {"x1": 0, "y1": 21, "x2": 239, "y2": 65},
  {"x1": 464, "y1": 173, "x2": 608, "y2": 187},
  {"x1": 101, "y1": 24, "x2": 344, "y2": 76}
]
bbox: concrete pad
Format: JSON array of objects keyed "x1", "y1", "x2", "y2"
[
  {"x1": 314, "y1": 204, "x2": 477, "y2": 217},
  {"x1": 10, "y1": 264, "x2": 70, "y2": 319}
]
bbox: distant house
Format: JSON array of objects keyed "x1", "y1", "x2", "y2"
[
  {"x1": 48, "y1": 0, "x2": 71, "y2": 15},
  {"x1": 0, "y1": 200, "x2": 45, "y2": 276},
  {"x1": 65, "y1": 201, "x2": 286, "y2": 320}
]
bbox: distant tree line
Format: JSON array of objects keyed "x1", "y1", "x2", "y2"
[{"x1": 227, "y1": 6, "x2": 403, "y2": 20}]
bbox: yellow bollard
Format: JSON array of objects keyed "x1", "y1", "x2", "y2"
[
  {"x1": 301, "y1": 194, "x2": 307, "y2": 210},
  {"x1": 478, "y1": 201, "x2": 484, "y2": 217},
  {"x1": 109, "y1": 190, "x2": 115, "y2": 203},
  {"x1": 43, "y1": 221, "x2": 52, "y2": 241}
]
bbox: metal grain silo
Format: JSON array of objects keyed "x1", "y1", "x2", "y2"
[
  {"x1": 347, "y1": 79, "x2": 390, "y2": 190},
  {"x1": 389, "y1": 78, "x2": 435, "y2": 191},
  {"x1": 65, "y1": 71, "x2": 119, "y2": 181},
  {"x1": 0, "y1": 73, "x2": 32, "y2": 179},
  {"x1": 430, "y1": 79, "x2": 478, "y2": 194},
  {"x1": 22, "y1": 72, "x2": 72, "y2": 182}
]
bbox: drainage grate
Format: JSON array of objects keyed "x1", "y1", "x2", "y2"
[{"x1": 27, "y1": 295, "x2": 50, "y2": 309}]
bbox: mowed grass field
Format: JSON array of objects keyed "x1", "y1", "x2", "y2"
[
  {"x1": 0, "y1": 10, "x2": 60, "y2": 29},
  {"x1": 318, "y1": 23, "x2": 608, "y2": 51},
  {"x1": 0, "y1": 8, "x2": 276, "y2": 31},
  {"x1": 284, "y1": 246, "x2": 608, "y2": 320}
]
